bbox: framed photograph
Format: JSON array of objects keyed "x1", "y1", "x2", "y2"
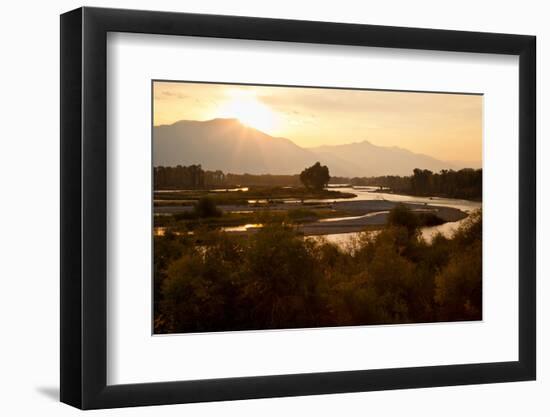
[{"x1": 60, "y1": 7, "x2": 536, "y2": 409}]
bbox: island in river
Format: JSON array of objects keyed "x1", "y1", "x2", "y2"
[{"x1": 154, "y1": 185, "x2": 480, "y2": 245}]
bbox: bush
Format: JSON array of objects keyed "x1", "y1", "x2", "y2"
[
  {"x1": 160, "y1": 233, "x2": 242, "y2": 333},
  {"x1": 418, "y1": 212, "x2": 445, "y2": 227},
  {"x1": 155, "y1": 207, "x2": 483, "y2": 332},
  {"x1": 387, "y1": 204, "x2": 418, "y2": 236},
  {"x1": 242, "y1": 225, "x2": 325, "y2": 328},
  {"x1": 193, "y1": 197, "x2": 222, "y2": 218},
  {"x1": 435, "y1": 240, "x2": 482, "y2": 321}
]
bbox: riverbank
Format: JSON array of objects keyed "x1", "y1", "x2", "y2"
[
  {"x1": 155, "y1": 198, "x2": 468, "y2": 238},
  {"x1": 154, "y1": 186, "x2": 356, "y2": 206},
  {"x1": 300, "y1": 202, "x2": 466, "y2": 236}
]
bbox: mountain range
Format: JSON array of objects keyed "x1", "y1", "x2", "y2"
[{"x1": 153, "y1": 118, "x2": 473, "y2": 177}]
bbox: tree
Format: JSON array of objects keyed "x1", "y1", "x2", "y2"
[
  {"x1": 299, "y1": 162, "x2": 330, "y2": 190},
  {"x1": 411, "y1": 168, "x2": 433, "y2": 195}
]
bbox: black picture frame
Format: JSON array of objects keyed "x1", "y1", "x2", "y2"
[{"x1": 60, "y1": 6, "x2": 536, "y2": 410}]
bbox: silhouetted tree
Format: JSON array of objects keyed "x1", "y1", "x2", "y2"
[{"x1": 300, "y1": 162, "x2": 330, "y2": 190}]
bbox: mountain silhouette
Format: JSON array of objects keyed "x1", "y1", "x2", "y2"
[
  {"x1": 153, "y1": 118, "x2": 460, "y2": 176},
  {"x1": 310, "y1": 140, "x2": 458, "y2": 176}
]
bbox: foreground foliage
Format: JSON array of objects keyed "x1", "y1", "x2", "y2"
[{"x1": 154, "y1": 207, "x2": 482, "y2": 333}]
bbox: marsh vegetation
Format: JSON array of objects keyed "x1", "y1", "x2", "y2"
[
  {"x1": 153, "y1": 163, "x2": 482, "y2": 333},
  {"x1": 154, "y1": 205, "x2": 482, "y2": 333}
]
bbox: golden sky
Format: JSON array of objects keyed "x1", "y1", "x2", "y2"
[{"x1": 153, "y1": 81, "x2": 482, "y2": 164}]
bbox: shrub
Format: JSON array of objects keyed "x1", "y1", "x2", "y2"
[
  {"x1": 435, "y1": 240, "x2": 482, "y2": 321},
  {"x1": 387, "y1": 204, "x2": 418, "y2": 236},
  {"x1": 155, "y1": 208, "x2": 483, "y2": 332},
  {"x1": 418, "y1": 212, "x2": 445, "y2": 227},
  {"x1": 193, "y1": 197, "x2": 222, "y2": 218}
]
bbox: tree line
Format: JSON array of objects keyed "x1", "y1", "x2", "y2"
[
  {"x1": 154, "y1": 162, "x2": 331, "y2": 189},
  {"x1": 154, "y1": 165, "x2": 301, "y2": 189},
  {"x1": 155, "y1": 164, "x2": 482, "y2": 200},
  {"x1": 331, "y1": 168, "x2": 482, "y2": 200}
]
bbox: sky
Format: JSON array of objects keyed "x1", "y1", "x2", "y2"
[{"x1": 153, "y1": 81, "x2": 482, "y2": 164}]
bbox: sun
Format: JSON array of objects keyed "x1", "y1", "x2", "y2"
[{"x1": 217, "y1": 90, "x2": 278, "y2": 133}]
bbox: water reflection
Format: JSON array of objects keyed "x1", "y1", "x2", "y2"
[
  {"x1": 156, "y1": 187, "x2": 249, "y2": 193},
  {"x1": 220, "y1": 224, "x2": 263, "y2": 232},
  {"x1": 155, "y1": 186, "x2": 479, "y2": 246},
  {"x1": 319, "y1": 211, "x2": 389, "y2": 223},
  {"x1": 311, "y1": 217, "x2": 468, "y2": 249},
  {"x1": 307, "y1": 186, "x2": 481, "y2": 213}
]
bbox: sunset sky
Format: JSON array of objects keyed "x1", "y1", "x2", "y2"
[{"x1": 153, "y1": 81, "x2": 482, "y2": 164}]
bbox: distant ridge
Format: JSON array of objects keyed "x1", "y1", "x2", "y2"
[
  {"x1": 309, "y1": 140, "x2": 458, "y2": 177},
  {"x1": 154, "y1": 118, "x2": 463, "y2": 176}
]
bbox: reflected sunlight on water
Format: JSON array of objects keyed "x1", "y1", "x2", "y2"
[{"x1": 220, "y1": 224, "x2": 264, "y2": 232}]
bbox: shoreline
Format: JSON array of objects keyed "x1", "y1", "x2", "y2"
[
  {"x1": 155, "y1": 199, "x2": 469, "y2": 237},
  {"x1": 299, "y1": 202, "x2": 467, "y2": 236}
]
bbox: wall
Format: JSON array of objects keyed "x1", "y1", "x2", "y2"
[{"x1": 0, "y1": 0, "x2": 546, "y2": 415}]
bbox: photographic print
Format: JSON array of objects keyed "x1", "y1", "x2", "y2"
[{"x1": 152, "y1": 81, "x2": 482, "y2": 334}]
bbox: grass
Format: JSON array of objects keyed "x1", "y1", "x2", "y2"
[
  {"x1": 154, "y1": 207, "x2": 356, "y2": 231},
  {"x1": 154, "y1": 186, "x2": 356, "y2": 206}
]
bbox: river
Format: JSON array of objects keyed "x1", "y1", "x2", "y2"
[
  {"x1": 156, "y1": 186, "x2": 481, "y2": 246},
  {"x1": 313, "y1": 186, "x2": 481, "y2": 246},
  {"x1": 316, "y1": 185, "x2": 480, "y2": 212}
]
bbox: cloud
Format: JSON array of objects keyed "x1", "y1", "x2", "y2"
[{"x1": 154, "y1": 90, "x2": 189, "y2": 100}]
